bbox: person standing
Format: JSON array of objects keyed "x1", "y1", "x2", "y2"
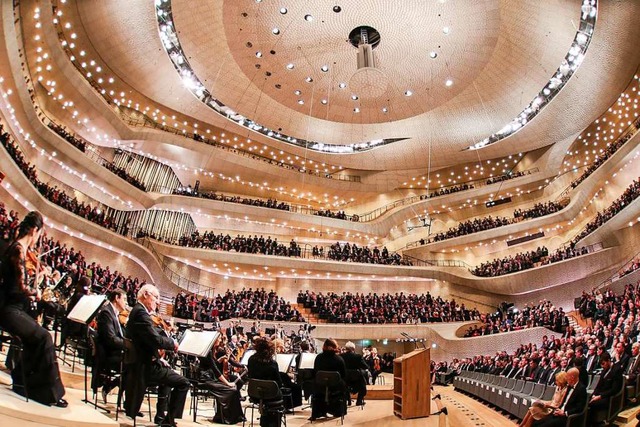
[
  {"x1": 0, "y1": 211, "x2": 66, "y2": 407},
  {"x1": 124, "y1": 284, "x2": 189, "y2": 427}
]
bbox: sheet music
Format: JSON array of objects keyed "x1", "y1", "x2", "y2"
[
  {"x1": 67, "y1": 294, "x2": 107, "y2": 324},
  {"x1": 240, "y1": 349, "x2": 256, "y2": 365},
  {"x1": 178, "y1": 330, "x2": 219, "y2": 357},
  {"x1": 299, "y1": 352, "x2": 317, "y2": 369},
  {"x1": 276, "y1": 353, "x2": 295, "y2": 373}
]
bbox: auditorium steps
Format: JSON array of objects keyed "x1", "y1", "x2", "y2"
[{"x1": 292, "y1": 304, "x2": 326, "y2": 324}]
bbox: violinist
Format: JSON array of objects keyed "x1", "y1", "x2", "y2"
[
  {"x1": 95, "y1": 288, "x2": 127, "y2": 402},
  {"x1": 197, "y1": 339, "x2": 245, "y2": 424},
  {"x1": 59, "y1": 276, "x2": 90, "y2": 349},
  {"x1": 340, "y1": 342, "x2": 368, "y2": 406},
  {"x1": 37, "y1": 269, "x2": 66, "y2": 330},
  {"x1": 0, "y1": 211, "x2": 67, "y2": 407}
]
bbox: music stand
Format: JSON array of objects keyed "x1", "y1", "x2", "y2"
[
  {"x1": 67, "y1": 295, "x2": 107, "y2": 407},
  {"x1": 276, "y1": 353, "x2": 296, "y2": 374},
  {"x1": 240, "y1": 349, "x2": 256, "y2": 366},
  {"x1": 298, "y1": 352, "x2": 317, "y2": 370},
  {"x1": 178, "y1": 330, "x2": 220, "y2": 358}
]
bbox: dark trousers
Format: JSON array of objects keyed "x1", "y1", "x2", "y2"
[
  {"x1": 147, "y1": 362, "x2": 190, "y2": 421},
  {"x1": 532, "y1": 415, "x2": 568, "y2": 427},
  {"x1": 201, "y1": 380, "x2": 244, "y2": 424},
  {"x1": 0, "y1": 304, "x2": 65, "y2": 405}
]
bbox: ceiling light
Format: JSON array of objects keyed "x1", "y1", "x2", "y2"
[
  {"x1": 443, "y1": 26, "x2": 450, "y2": 34},
  {"x1": 279, "y1": 7, "x2": 287, "y2": 14},
  {"x1": 304, "y1": 14, "x2": 314, "y2": 21},
  {"x1": 298, "y1": 100, "x2": 304, "y2": 105},
  {"x1": 338, "y1": 82, "x2": 347, "y2": 88},
  {"x1": 429, "y1": 51, "x2": 438, "y2": 59},
  {"x1": 321, "y1": 99, "x2": 328, "y2": 105},
  {"x1": 354, "y1": 107, "x2": 360, "y2": 113},
  {"x1": 272, "y1": 28, "x2": 280, "y2": 35},
  {"x1": 445, "y1": 79, "x2": 453, "y2": 87},
  {"x1": 294, "y1": 90, "x2": 301, "y2": 95},
  {"x1": 321, "y1": 65, "x2": 329, "y2": 72},
  {"x1": 351, "y1": 94, "x2": 358, "y2": 100},
  {"x1": 405, "y1": 90, "x2": 413, "y2": 96},
  {"x1": 286, "y1": 63, "x2": 294, "y2": 70},
  {"x1": 382, "y1": 107, "x2": 388, "y2": 113},
  {"x1": 333, "y1": 5, "x2": 342, "y2": 13},
  {"x1": 255, "y1": 51, "x2": 262, "y2": 58},
  {"x1": 305, "y1": 76, "x2": 313, "y2": 83}
]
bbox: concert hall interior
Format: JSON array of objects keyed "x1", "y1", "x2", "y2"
[{"x1": 1, "y1": 0, "x2": 640, "y2": 426}]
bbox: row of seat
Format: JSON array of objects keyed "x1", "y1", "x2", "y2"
[{"x1": 453, "y1": 370, "x2": 592, "y2": 427}]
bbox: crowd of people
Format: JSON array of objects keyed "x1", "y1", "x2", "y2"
[
  {"x1": 513, "y1": 201, "x2": 564, "y2": 221},
  {"x1": 0, "y1": 125, "x2": 118, "y2": 231},
  {"x1": 172, "y1": 288, "x2": 305, "y2": 323},
  {"x1": 473, "y1": 244, "x2": 591, "y2": 277},
  {"x1": 314, "y1": 209, "x2": 359, "y2": 222},
  {"x1": 325, "y1": 242, "x2": 411, "y2": 265},
  {"x1": 173, "y1": 185, "x2": 291, "y2": 211},
  {"x1": 486, "y1": 170, "x2": 529, "y2": 185},
  {"x1": 462, "y1": 300, "x2": 568, "y2": 337},
  {"x1": 572, "y1": 178, "x2": 640, "y2": 244},
  {"x1": 571, "y1": 128, "x2": 638, "y2": 189},
  {"x1": 103, "y1": 161, "x2": 147, "y2": 192},
  {"x1": 298, "y1": 290, "x2": 483, "y2": 324},
  {"x1": 175, "y1": 230, "x2": 300, "y2": 257},
  {"x1": 47, "y1": 121, "x2": 87, "y2": 152}
]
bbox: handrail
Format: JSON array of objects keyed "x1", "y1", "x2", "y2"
[
  {"x1": 401, "y1": 254, "x2": 471, "y2": 269},
  {"x1": 594, "y1": 248, "x2": 640, "y2": 291}
]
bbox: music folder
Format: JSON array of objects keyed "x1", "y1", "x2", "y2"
[
  {"x1": 178, "y1": 329, "x2": 219, "y2": 357},
  {"x1": 67, "y1": 294, "x2": 107, "y2": 324},
  {"x1": 276, "y1": 353, "x2": 296, "y2": 373},
  {"x1": 298, "y1": 352, "x2": 317, "y2": 369},
  {"x1": 240, "y1": 349, "x2": 256, "y2": 365}
]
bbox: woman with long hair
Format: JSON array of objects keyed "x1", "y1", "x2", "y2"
[
  {"x1": 247, "y1": 337, "x2": 283, "y2": 427},
  {"x1": 519, "y1": 371, "x2": 568, "y2": 427},
  {"x1": 0, "y1": 211, "x2": 66, "y2": 406}
]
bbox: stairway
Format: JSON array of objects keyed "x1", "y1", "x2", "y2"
[
  {"x1": 292, "y1": 303, "x2": 325, "y2": 324},
  {"x1": 566, "y1": 311, "x2": 585, "y2": 335}
]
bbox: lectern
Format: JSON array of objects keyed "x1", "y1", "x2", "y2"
[{"x1": 393, "y1": 348, "x2": 431, "y2": 419}]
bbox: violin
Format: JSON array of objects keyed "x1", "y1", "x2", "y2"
[{"x1": 118, "y1": 308, "x2": 131, "y2": 326}]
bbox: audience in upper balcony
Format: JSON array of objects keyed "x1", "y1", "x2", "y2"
[
  {"x1": 298, "y1": 290, "x2": 482, "y2": 324},
  {"x1": 47, "y1": 121, "x2": 86, "y2": 152},
  {"x1": 325, "y1": 242, "x2": 411, "y2": 265},
  {"x1": 172, "y1": 288, "x2": 305, "y2": 322},
  {"x1": 473, "y1": 245, "x2": 591, "y2": 277},
  {"x1": 513, "y1": 201, "x2": 564, "y2": 221},
  {"x1": 103, "y1": 161, "x2": 147, "y2": 192},
  {"x1": 173, "y1": 185, "x2": 291, "y2": 211},
  {"x1": 314, "y1": 209, "x2": 359, "y2": 222},
  {"x1": 572, "y1": 178, "x2": 640, "y2": 244},
  {"x1": 463, "y1": 300, "x2": 567, "y2": 337},
  {"x1": 0, "y1": 126, "x2": 118, "y2": 231},
  {"x1": 174, "y1": 230, "x2": 299, "y2": 257},
  {"x1": 570, "y1": 129, "x2": 638, "y2": 189}
]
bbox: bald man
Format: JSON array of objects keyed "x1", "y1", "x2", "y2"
[{"x1": 532, "y1": 368, "x2": 587, "y2": 427}]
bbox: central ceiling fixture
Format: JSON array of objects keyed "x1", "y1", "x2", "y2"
[{"x1": 348, "y1": 26, "x2": 389, "y2": 99}]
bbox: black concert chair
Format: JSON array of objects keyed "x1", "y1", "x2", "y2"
[
  {"x1": 181, "y1": 359, "x2": 219, "y2": 423},
  {"x1": 313, "y1": 371, "x2": 347, "y2": 425},
  {"x1": 243, "y1": 379, "x2": 287, "y2": 427},
  {"x1": 588, "y1": 381, "x2": 625, "y2": 427},
  {"x1": 345, "y1": 369, "x2": 367, "y2": 409},
  {"x1": 87, "y1": 332, "x2": 120, "y2": 412},
  {"x1": 0, "y1": 331, "x2": 29, "y2": 402}
]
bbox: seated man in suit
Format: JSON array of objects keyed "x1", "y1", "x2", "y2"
[
  {"x1": 532, "y1": 368, "x2": 587, "y2": 427},
  {"x1": 340, "y1": 341, "x2": 368, "y2": 406},
  {"x1": 95, "y1": 288, "x2": 127, "y2": 402},
  {"x1": 588, "y1": 351, "x2": 623, "y2": 425},
  {"x1": 124, "y1": 284, "x2": 190, "y2": 427}
]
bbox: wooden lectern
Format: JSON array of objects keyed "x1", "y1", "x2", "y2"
[{"x1": 393, "y1": 348, "x2": 431, "y2": 419}]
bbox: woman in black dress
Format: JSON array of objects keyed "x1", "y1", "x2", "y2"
[
  {"x1": 247, "y1": 337, "x2": 283, "y2": 427},
  {"x1": 0, "y1": 211, "x2": 66, "y2": 406},
  {"x1": 198, "y1": 345, "x2": 245, "y2": 424}
]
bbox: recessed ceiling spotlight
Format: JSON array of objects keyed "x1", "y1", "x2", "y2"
[
  {"x1": 286, "y1": 63, "x2": 294, "y2": 70},
  {"x1": 294, "y1": 90, "x2": 301, "y2": 95},
  {"x1": 255, "y1": 51, "x2": 262, "y2": 58},
  {"x1": 429, "y1": 51, "x2": 438, "y2": 59},
  {"x1": 351, "y1": 94, "x2": 358, "y2": 100},
  {"x1": 298, "y1": 100, "x2": 305, "y2": 105},
  {"x1": 321, "y1": 99, "x2": 328, "y2": 105},
  {"x1": 305, "y1": 76, "x2": 313, "y2": 83},
  {"x1": 279, "y1": 7, "x2": 287, "y2": 14},
  {"x1": 321, "y1": 65, "x2": 329, "y2": 72},
  {"x1": 333, "y1": 5, "x2": 342, "y2": 13},
  {"x1": 443, "y1": 26, "x2": 450, "y2": 34},
  {"x1": 354, "y1": 107, "x2": 360, "y2": 113},
  {"x1": 405, "y1": 90, "x2": 413, "y2": 96},
  {"x1": 304, "y1": 14, "x2": 314, "y2": 21},
  {"x1": 382, "y1": 107, "x2": 388, "y2": 113},
  {"x1": 338, "y1": 82, "x2": 347, "y2": 89},
  {"x1": 272, "y1": 28, "x2": 280, "y2": 35},
  {"x1": 255, "y1": 0, "x2": 262, "y2": 3},
  {"x1": 445, "y1": 79, "x2": 453, "y2": 87}
]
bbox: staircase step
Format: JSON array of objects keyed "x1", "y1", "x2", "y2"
[{"x1": 615, "y1": 403, "x2": 640, "y2": 424}]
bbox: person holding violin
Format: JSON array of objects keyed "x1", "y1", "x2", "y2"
[
  {"x1": 0, "y1": 211, "x2": 67, "y2": 407},
  {"x1": 124, "y1": 284, "x2": 189, "y2": 427},
  {"x1": 197, "y1": 339, "x2": 245, "y2": 424},
  {"x1": 95, "y1": 288, "x2": 127, "y2": 402}
]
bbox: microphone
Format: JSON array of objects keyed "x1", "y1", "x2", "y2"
[{"x1": 432, "y1": 407, "x2": 448, "y2": 416}]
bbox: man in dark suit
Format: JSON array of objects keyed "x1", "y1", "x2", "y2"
[
  {"x1": 524, "y1": 358, "x2": 544, "y2": 383},
  {"x1": 585, "y1": 345, "x2": 599, "y2": 373},
  {"x1": 95, "y1": 288, "x2": 127, "y2": 402},
  {"x1": 124, "y1": 284, "x2": 189, "y2": 427},
  {"x1": 588, "y1": 352, "x2": 623, "y2": 425},
  {"x1": 340, "y1": 341, "x2": 368, "y2": 406},
  {"x1": 544, "y1": 359, "x2": 562, "y2": 386},
  {"x1": 532, "y1": 368, "x2": 587, "y2": 427}
]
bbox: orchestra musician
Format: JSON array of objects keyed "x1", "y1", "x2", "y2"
[
  {"x1": 95, "y1": 288, "x2": 127, "y2": 402},
  {"x1": 247, "y1": 337, "x2": 283, "y2": 427},
  {"x1": 0, "y1": 211, "x2": 67, "y2": 407},
  {"x1": 59, "y1": 276, "x2": 90, "y2": 349},
  {"x1": 197, "y1": 341, "x2": 245, "y2": 424},
  {"x1": 311, "y1": 338, "x2": 348, "y2": 421},
  {"x1": 340, "y1": 341, "x2": 368, "y2": 406},
  {"x1": 124, "y1": 284, "x2": 189, "y2": 427}
]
